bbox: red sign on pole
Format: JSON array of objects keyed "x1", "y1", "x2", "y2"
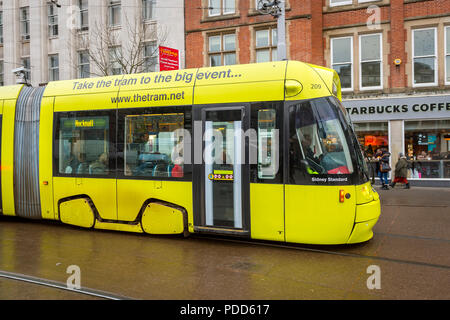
[{"x1": 159, "y1": 46, "x2": 179, "y2": 71}]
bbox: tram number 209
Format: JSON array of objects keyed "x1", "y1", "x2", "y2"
[{"x1": 224, "y1": 304, "x2": 270, "y2": 315}]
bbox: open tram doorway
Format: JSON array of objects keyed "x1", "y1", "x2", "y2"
[{"x1": 193, "y1": 106, "x2": 250, "y2": 235}]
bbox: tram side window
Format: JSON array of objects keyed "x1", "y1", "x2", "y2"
[
  {"x1": 58, "y1": 115, "x2": 111, "y2": 175},
  {"x1": 124, "y1": 113, "x2": 184, "y2": 177},
  {"x1": 257, "y1": 109, "x2": 278, "y2": 179},
  {"x1": 289, "y1": 98, "x2": 354, "y2": 184}
]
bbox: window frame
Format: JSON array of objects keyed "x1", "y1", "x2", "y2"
[
  {"x1": 109, "y1": 0, "x2": 122, "y2": 27},
  {"x1": 208, "y1": 32, "x2": 236, "y2": 67},
  {"x1": 48, "y1": 2, "x2": 59, "y2": 37},
  {"x1": 0, "y1": 11, "x2": 3, "y2": 45},
  {"x1": 329, "y1": 0, "x2": 352, "y2": 7},
  {"x1": 359, "y1": 33, "x2": 383, "y2": 91},
  {"x1": 78, "y1": 51, "x2": 90, "y2": 78},
  {"x1": 142, "y1": 0, "x2": 155, "y2": 21},
  {"x1": 53, "y1": 109, "x2": 117, "y2": 178},
  {"x1": 48, "y1": 54, "x2": 59, "y2": 81},
  {"x1": 79, "y1": 0, "x2": 89, "y2": 31},
  {"x1": 255, "y1": 26, "x2": 278, "y2": 63},
  {"x1": 20, "y1": 6, "x2": 30, "y2": 41},
  {"x1": 412, "y1": 27, "x2": 438, "y2": 88},
  {"x1": 117, "y1": 106, "x2": 193, "y2": 182},
  {"x1": 331, "y1": 36, "x2": 353, "y2": 92},
  {"x1": 445, "y1": 26, "x2": 450, "y2": 86},
  {"x1": 109, "y1": 46, "x2": 123, "y2": 75},
  {"x1": 208, "y1": 0, "x2": 235, "y2": 17}
]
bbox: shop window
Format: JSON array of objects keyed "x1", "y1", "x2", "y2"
[
  {"x1": 208, "y1": 33, "x2": 236, "y2": 66},
  {"x1": 405, "y1": 120, "x2": 450, "y2": 179},
  {"x1": 122, "y1": 111, "x2": 185, "y2": 178},
  {"x1": 412, "y1": 28, "x2": 437, "y2": 87},
  {"x1": 331, "y1": 37, "x2": 353, "y2": 91},
  {"x1": 255, "y1": 27, "x2": 277, "y2": 63},
  {"x1": 56, "y1": 112, "x2": 114, "y2": 176},
  {"x1": 360, "y1": 33, "x2": 382, "y2": 90},
  {"x1": 353, "y1": 121, "x2": 388, "y2": 158}
]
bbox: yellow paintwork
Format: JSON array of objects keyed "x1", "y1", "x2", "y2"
[
  {"x1": 355, "y1": 198, "x2": 381, "y2": 223},
  {"x1": 347, "y1": 218, "x2": 379, "y2": 244},
  {"x1": 94, "y1": 220, "x2": 144, "y2": 233},
  {"x1": 250, "y1": 183, "x2": 285, "y2": 241},
  {"x1": 117, "y1": 180, "x2": 193, "y2": 231},
  {"x1": 59, "y1": 198, "x2": 95, "y2": 228},
  {"x1": 285, "y1": 185, "x2": 356, "y2": 245},
  {"x1": 0, "y1": 85, "x2": 24, "y2": 216},
  {"x1": 39, "y1": 97, "x2": 55, "y2": 220},
  {"x1": 141, "y1": 202, "x2": 185, "y2": 234},
  {"x1": 53, "y1": 177, "x2": 117, "y2": 221}
]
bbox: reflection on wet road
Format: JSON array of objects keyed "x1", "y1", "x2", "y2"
[{"x1": 0, "y1": 186, "x2": 449, "y2": 299}]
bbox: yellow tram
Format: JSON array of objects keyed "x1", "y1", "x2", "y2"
[{"x1": 0, "y1": 61, "x2": 380, "y2": 245}]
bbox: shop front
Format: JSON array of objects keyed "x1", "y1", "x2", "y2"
[{"x1": 343, "y1": 94, "x2": 450, "y2": 186}]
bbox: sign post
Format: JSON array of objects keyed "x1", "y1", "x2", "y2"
[{"x1": 159, "y1": 46, "x2": 179, "y2": 71}]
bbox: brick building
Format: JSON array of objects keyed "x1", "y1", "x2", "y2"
[{"x1": 185, "y1": 0, "x2": 450, "y2": 185}]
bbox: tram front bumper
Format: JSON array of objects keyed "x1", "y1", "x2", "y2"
[{"x1": 347, "y1": 196, "x2": 381, "y2": 244}]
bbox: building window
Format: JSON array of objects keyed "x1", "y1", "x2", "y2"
[
  {"x1": 0, "y1": 61, "x2": 4, "y2": 86},
  {"x1": 445, "y1": 26, "x2": 450, "y2": 85},
  {"x1": 405, "y1": 120, "x2": 450, "y2": 179},
  {"x1": 109, "y1": 47, "x2": 122, "y2": 75},
  {"x1": 359, "y1": 33, "x2": 382, "y2": 90},
  {"x1": 329, "y1": 0, "x2": 352, "y2": 7},
  {"x1": 255, "y1": 27, "x2": 277, "y2": 63},
  {"x1": 22, "y1": 57, "x2": 31, "y2": 81},
  {"x1": 48, "y1": 2, "x2": 59, "y2": 37},
  {"x1": 49, "y1": 55, "x2": 59, "y2": 81},
  {"x1": 20, "y1": 7, "x2": 30, "y2": 41},
  {"x1": 331, "y1": 36, "x2": 353, "y2": 91},
  {"x1": 79, "y1": 0, "x2": 89, "y2": 30},
  {"x1": 208, "y1": 33, "x2": 236, "y2": 67},
  {"x1": 412, "y1": 28, "x2": 437, "y2": 87},
  {"x1": 354, "y1": 122, "x2": 389, "y2": 157},
  {"x1": 143, "y1": 42, "x2": 158, "y2": 72},
  {"x1": 0, "y1": 11, "x2": 3, "y2": 44},
  {"x1": 208, "y1": 0, "x2": 235, "y2": 16},
  {"x1": 142, "y1": 0, "x2": 155, "y2": 20},
  {"x1": 109, "y1": 0, "x2": 121, "y2": 26},
  {"x1": 78, "y1": 51, "x2": 90, "y2": 78}
]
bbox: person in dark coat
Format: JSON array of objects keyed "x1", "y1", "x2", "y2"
[
  {"x1": 390, "y1": 152, "x2": 410, "y2": 189},
  {"x1": 376, "y1": 148, "x2": 391, "y2": 190}
]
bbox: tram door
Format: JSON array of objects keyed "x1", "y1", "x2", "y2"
[{"x1": 193, "y1": 107, "x2": 250, "y2": 234}]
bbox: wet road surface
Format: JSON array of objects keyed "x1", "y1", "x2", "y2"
[{"x1": 0, "y1": 186, "x2": 449, "y2": 300}]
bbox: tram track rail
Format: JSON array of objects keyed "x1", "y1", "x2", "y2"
[
  {"x1": 193, "y1": 233, "x2": 450, "y2": 271},
  {"x1": 0, "y1": 270, "x2": 133, "y2": 300}
]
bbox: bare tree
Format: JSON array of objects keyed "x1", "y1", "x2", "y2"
[{"x1": 70, "y1": 15, "x2": 168, "y2": 77}]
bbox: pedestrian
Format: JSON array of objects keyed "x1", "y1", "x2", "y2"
[
  {"x1": 390, "y1": 152, "x2": 410, "y2": 189},
  {"x1": 377, "y1": 147, "x2": 391, "y2": 190}
]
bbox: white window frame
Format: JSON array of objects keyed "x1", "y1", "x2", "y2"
[
  {"x1": 358, "y1": 0, "x2": 381, "y2": 3},
  {"x1": 0, "y1": 11, "x2": 3, "y2": 45},
  {"x1": 48, "y1": 54, "x2": 59, "y2": 81},
  {"x1": 78, "y1": 51, "x2": 90, "y2": 78},
  {"x1": 142, "y1": 0, "x2": 155, "y2": 21},
  {"x1": 329, "y1": 0, "x2": 352, "y2": 7},
  {"x1": 412, "y1": 27, "x2": 438, "y2": 88},
  {"x1": 48, "y1": 2, "x2": 59, "y2": 37},
  {"x1": 20, "y1": 7, "x2": 30, "y2": 41},
  {"x1": 79, "y1": 0, "x2": 89, "y2": 31},
  {"x1": 208, "y1": 0, "x2": 235, "y2": 17},
  {"x1": 445, "y1": 26, "x2": 450, "y2": 86},
  {"x1": 359, "y1": 33, "x2": 383, "y2": 91},
  {"x1": 331, "y1": 36, "x2": 353, "y2": 92},
  {"x1": 109, "y1": 0, "x2": 122, "y2": 27}
]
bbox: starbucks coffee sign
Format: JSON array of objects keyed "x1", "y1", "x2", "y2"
[{"x1": 342, "y1": 95, "x2": 450, "y2": 122}]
